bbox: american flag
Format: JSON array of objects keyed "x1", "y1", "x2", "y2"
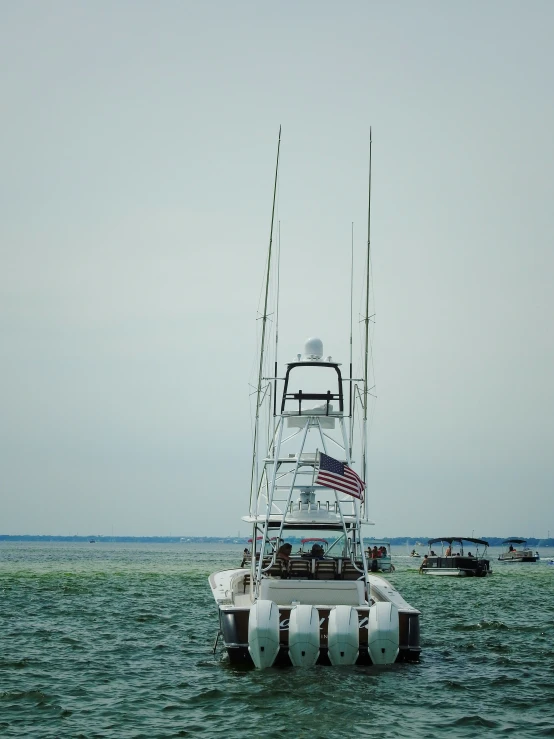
[{"x1": 315, "y1": 453, "x2": 365, "y2": 500}]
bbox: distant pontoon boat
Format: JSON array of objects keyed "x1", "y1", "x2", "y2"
[
  {"x1": 420, "y1": 537, "x2": 492, "y2": 577},
  {"x1": 498, "y1": 538, "x2": 539, "y2": 563}
]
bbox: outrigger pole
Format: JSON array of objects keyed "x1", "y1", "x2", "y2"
[
  {"x1": 249, "y1": 126, "x2": 281, "y2": 516},
  {"x1": 273, "y1": 220, "x2": 281, "y2": 426},
  {"x1": 349, "y1": 221, "x2": 354, "y2": 457},
  {"x1": 362, "y1": 128, "x2": 372, "y2": 519}
]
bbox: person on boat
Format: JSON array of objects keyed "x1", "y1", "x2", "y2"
[
  {"x1": 430, "y1": 550, "x2": 436, "y2": 556},
  {"x1": 371, "y1": 546, "x2": 379, "y2": 559},
  {"x1": 419, "y1": 554, "x2": 429, "y2": 572},
  {"x1": 276, "y1": 543, "x2": 292, "y2": 562},
  {"x1": 379, "y1": 546, "x2": 387, "y2": 557},
  {"x1": 467, "y1": 551, "x2": 474, "y2": 558},
  {"x1": 509, "y1": 544, "x2": 514, "y2": 552},
  {"x1": 240, "y1": 548, "x2": 250, "y2": 567},
  {"x1": 445, "y1": 545, "x2": 452, "y2": 556},
  {"x1": 311, "y1": 543, "x2": 325, "y2": 559}
]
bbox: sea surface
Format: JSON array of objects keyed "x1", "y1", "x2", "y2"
[{"x1": 1, "y1": 542, "x2": 553, "y2": 738}]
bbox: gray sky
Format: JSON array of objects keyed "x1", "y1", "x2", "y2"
[{"x1": 1, "y1": 1, "x2": 553, "y2": 538}]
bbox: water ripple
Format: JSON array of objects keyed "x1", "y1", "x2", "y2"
[{"x1": 1, "y1": 542, "x2": 553, "y2": 738}]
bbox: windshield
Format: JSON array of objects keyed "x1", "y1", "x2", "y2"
[
  {"x1": 249, "y1": 535, "x2": 279, "y2": 558},
  {"x1": 269, "y1": 529, "x2": 349, "y2": 558}
]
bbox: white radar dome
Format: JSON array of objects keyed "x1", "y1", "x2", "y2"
[{"x1": 304, "y1": 337, "x2": 323, "y2": 361}]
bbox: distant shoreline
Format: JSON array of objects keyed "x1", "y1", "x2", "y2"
[{"x1": 1, "y1": 535, "x2": 552, "y2": 547}]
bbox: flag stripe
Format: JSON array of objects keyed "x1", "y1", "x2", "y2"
[{"x1": 316, "y1": 473, "x2": 362, "y2": 493}]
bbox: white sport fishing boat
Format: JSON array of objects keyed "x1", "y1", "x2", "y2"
[{"x1": 209, "y1": 129, "x2": 420, "y2": 668}]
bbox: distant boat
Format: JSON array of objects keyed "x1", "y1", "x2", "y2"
[
  {"x1": 364, "y1": 541, "x2": 395, "y2": 573},
  {"x1": 498, "y1": 538, "x2": 539, "y2": 563},
  {"x1": 420, "y1": 537, "x2": 492, "y2": 577},
  {"x1": 89, "y1": 539, "x2": 95, "y2": 543}
]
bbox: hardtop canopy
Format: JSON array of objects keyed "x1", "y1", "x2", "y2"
[
  {"x1": 265, "y1": 521, "x2": 345, "y2": 530},
  {"x1": 427, "y1": 537, "x2": 489, "y2": 547}
]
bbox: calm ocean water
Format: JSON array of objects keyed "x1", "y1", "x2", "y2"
[{"x1": 1, "y1": 542, "x2": 554, "y2": 738}]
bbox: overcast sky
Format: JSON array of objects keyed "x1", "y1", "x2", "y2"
[{"x1": 1, "y1": 1, "x2": 553, "y2": 538}]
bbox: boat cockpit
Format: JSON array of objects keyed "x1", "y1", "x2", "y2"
[{"x1": 242, "y1": 525, "x2": 367, "y2": 583}]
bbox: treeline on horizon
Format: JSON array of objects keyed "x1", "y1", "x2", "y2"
[{"x1": 1, "y1": 535, "x2": 553, "y2": 547}]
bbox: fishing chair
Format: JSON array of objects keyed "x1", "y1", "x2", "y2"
[
  {"x1": 287, "y1": 559, "x2": 312, "y2": 579},
  {"x1": 314, "y1": 559, "x2": 337, "y2": 580},
  {"x1": 262, "y1": 557, "x2": 285, "y2": 578},
  {"x1": 341, "y1": 560, "x2": 364, "y2": 580}
]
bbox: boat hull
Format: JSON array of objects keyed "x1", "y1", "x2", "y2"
[
  {"x1": 368, "y1": 557, "x2": 394, "y2": 573},
  {"x1": 421, "y1": 568, "x2": 470, "y2": 577},
  {"x1": 218, "y1": 605, "x2": 420, "y2": 666}
]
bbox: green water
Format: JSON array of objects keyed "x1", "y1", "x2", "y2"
[{"x1": 1, "y1": 542, "x2": 553, "y2": 738}]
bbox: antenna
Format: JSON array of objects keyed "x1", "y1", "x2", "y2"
[{"x1": 249, "y1": 126, "x2": 281, "y2": 514}]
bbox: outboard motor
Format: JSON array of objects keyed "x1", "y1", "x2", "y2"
[
  {"x1": 476, "y1": 559, "x2": 491, "y2": 576},
  {"x1": 367, "y1": 601, "x2": 399, "y2": 665},
  {"x1": 327, "y1": 605, "x2": 359, "y2": 666},
  {"x1": 248, "y1": 600, "x2": 280, "y2": 669},
  {"x1": 288, "y1": 604, "x2": 320, "y2": 667}
]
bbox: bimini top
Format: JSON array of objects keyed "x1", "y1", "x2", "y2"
[
  {"x1": 428, "y1": 537, "x2": 490, "y2": 547},
  {"x1": 365, "y1": 540, "x2": 391, "y2": 547},
  {"x1": 300, "y1": 538, "x2": 328, "y2": 544},
  {"x1": 501, "y1": 538, "x2": 528, "y2": 545}
]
